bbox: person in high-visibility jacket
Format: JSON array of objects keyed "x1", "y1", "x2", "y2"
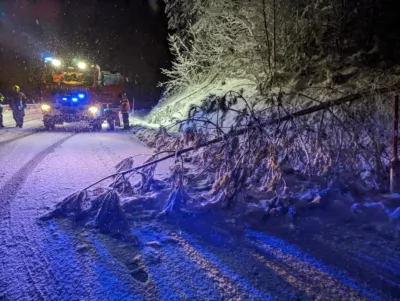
[
  {"x1": 10, "y1": 85, "x2": 27, "y2": 128},
  {"x1": 0, "y1": 93, "x2": 4, "y2": 127},
  {"x1": 119, "y1": 93, "x2": 130, "y2": 130}
]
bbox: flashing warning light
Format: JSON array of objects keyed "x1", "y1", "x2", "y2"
[
  {"x1": 78, "y1": 93, "x2": 85, "y2": 99},
  {"x1": 62, "y1": 97, "x2": 68, "y2": 101},
  {"x1": 44, "y1": 57, "x2": 53, "y2": 62},
  {"x1": 72, "y1": 97, "x2": 78, "y2": 102}
]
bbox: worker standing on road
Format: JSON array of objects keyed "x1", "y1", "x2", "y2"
[
  {"x1": 10, "y1": 85, "x2": 27, "y2": 128},
  {"x1": 0, "y1": 93, "x2": 4, "y2": 128},
  {"x1": 120, "y1": 93, "x2": 130, "y2": 130}
]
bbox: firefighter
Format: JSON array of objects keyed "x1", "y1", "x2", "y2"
[
  {"x1": 10, "y1": 85, "x2": 27, "y2": 128},
  {"x1": 0, "y1": 93, "x2": 4, "y2": 127},
  {"x1": 119, "y1": 93, "x2": 130, "y2": 130}
]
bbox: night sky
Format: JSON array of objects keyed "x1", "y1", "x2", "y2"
[{"x1": 0, "y1": 0, "x2": 171, "y2": 108}]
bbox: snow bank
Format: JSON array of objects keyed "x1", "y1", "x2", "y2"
[
  {"x1": 132, "y1": 78, "x2": 257, "y2": 129},
  {"x1": 134, "y1": 65, "x2": 400, "y2": 132}
]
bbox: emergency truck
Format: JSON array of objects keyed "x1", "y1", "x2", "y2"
[{"x1": 40, "y1": 56, "x2": 124, "y2": 130}]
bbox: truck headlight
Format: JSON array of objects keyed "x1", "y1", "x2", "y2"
[
  {"x1": 88, "y1": 106, "x2": 99, "y2": 114},
  {"x1": 41, "y1": 104, "x2": 51, "y2": 111}
]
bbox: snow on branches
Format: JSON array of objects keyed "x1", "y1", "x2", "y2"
[
  {"x1": 162, "y1": 0, "x2": 393, "y2": 95},
  {"x1": 41, "y1": 87, "x2": 398, "y2": 235}
]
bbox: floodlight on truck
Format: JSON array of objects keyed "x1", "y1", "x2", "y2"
[
  {"x1": 77, "y1": 62, "x2": 87, "y2": 69},
  {"x1": 52, "y1": 59, "x2": 61, "y2": 67}
]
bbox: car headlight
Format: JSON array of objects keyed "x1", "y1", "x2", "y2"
[
  {"x1": 41, "y1": 104, "x2": 51, "y2": 111},
  {"x1": 88, "y1": 106, "x2": 99, "y2": 114}
]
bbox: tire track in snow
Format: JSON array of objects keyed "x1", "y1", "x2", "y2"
[
  {"x1": 1, "y1": 132, "x2": 165, "y2": 300},
  {"x1": 245, "y1": 230, "x2": 385, "y2": 301},
  {"x1": 1, "y1": 132, "x2": 146, "y2": 300},
  {"x1": 0, "y1": 133, "x2": 76, "y2": 300},
  {"x1": 2, "y1": 116, "x2": 42, "y2": 128},
  {"x1": 0, "y1": 133, "x2": 76, "y2": 206},
  {"x1": 170, "y1": 233, "x2": 273, "y2": 300},
  {"x1": 0, "y1": 131, "x2": 40, "y2": 147}
]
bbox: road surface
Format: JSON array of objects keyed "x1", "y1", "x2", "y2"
[
  {"x1": 0, "y1": 116, "x2": 167, "y2": 300},
  {"x1": 0, "y1": 114, "x2": 399, "y2": 301}
]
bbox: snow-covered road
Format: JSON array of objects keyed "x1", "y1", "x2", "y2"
[
  {"x1": 0, "y1": 117, "x2": 166, "y2": 300},
  {"x1": 0, "y1": 114, "x2": 399, "y2": 301}
]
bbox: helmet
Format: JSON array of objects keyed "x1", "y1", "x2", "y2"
[{"x1": 13, "y1": 85, "x2": 20, "y2": 91}]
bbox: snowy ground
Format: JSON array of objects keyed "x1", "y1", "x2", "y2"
[{"x1": 0, "y1": 110, "x2": 399, "y2": 300}]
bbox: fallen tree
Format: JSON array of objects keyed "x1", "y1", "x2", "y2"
[
  {"x1": 86, "y1": 85, "x2": 398, "y2": 188},
  {"x1": 41, "y1": 85, "x2": 399, "y2": 234}
]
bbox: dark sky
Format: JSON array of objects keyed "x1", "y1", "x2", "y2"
[{"x1": 0, "y1": 0, "x2": 171, "y2": 108}]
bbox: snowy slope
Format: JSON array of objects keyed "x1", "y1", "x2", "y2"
[
  {"x1": 133, "y1": 78, "x2": 257, "y2": 129},
  {"x1": 134, "y1": 65, "x2": 400, "y2": 132}
]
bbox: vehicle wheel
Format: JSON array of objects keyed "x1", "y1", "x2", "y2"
[
  {"x1": 44, "y1": 122, "x2": 55, "y2": 130},
  {"x1": 93, "y1": 123, "x2": 102, "y2": 131},
  {"x1": 115, "y1": 116, "x2": 121, "y2": 127},
  {"x1": 43, "y1": 117, "x2": 55, "y2": 130}
]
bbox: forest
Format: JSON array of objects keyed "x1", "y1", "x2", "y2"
[{"x1": 162, "y1": 0, "x2": 400, "y2": 95}]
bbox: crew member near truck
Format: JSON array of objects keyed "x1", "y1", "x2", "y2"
[
  {"x1": 0, "y1": 93, "x2": 4, "y2": 128},
  {"x1": 10, "y1": 85, "x2": 27, "y2": 128},
  {"x1": 120, "y1": 93, "x2": 130, "y2": 130}
]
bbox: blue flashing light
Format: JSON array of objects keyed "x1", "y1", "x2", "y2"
[
  {"x1": 78, "y1": 93, "x2": 85, "y2": 99},
  {"x1": 72, "y1": 98, "x2": 78, "y2": 102},
  {"x1": 62, "y1": 97, "x2": 68, "y2": 101},
  {"x1": 44, "y1": 57, "x2": 53, "y2": 62}
]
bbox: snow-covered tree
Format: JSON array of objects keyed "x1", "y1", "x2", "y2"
[
  {"x1": 164, "y1": 0, "x2": 203, "y2": 40},
  {"x1": 162, "y1": 0, "x2": 399, "y2": 95}
]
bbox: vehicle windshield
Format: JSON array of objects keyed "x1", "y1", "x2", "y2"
[{"x1": 44, "y1": 65, "x2": 94, "y2": 86}]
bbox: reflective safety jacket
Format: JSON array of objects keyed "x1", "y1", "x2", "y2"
[{"x1": 0, "y1": 93, "x2": 4, "y2": 108}]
